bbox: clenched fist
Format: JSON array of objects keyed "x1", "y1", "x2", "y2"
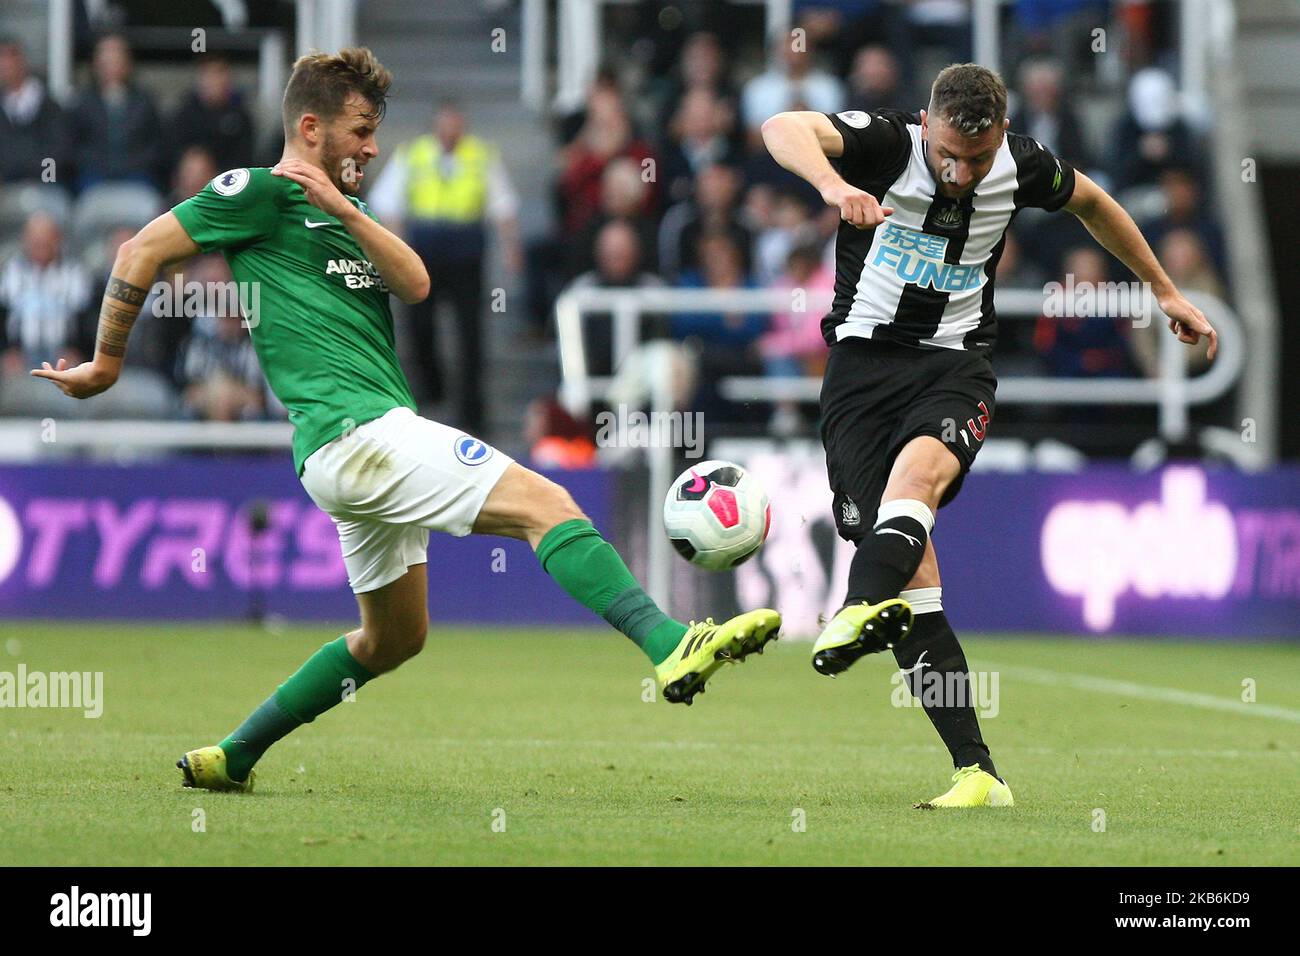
[{"x1": 821, "y1": 180, "x2": 893, "y2": 230}]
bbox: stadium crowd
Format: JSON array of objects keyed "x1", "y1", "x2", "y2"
[
  {"x1": 0, "y1": 1, "x2": 1226, "y2": 453},
  {"x1": 524, "y1": 0, "x2": 1223, "y2": 440},
  {"x1": 0, "y1": 30, "x2": 273, "y2": 420}
]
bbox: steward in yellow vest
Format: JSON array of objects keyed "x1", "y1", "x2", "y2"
[{"x1": 366, "y1": 104, "x2": 521, "y2": 435}]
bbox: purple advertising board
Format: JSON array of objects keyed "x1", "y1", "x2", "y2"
[
  {"x1": 730, "y1": 449, "x2": 1300, "y2": 639},
  {"x1": 0, "y1": 458, "x2": 610, "y2": 623}
]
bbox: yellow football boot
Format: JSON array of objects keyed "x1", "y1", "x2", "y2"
[
  {"x1": 811, "y1": 598, "x2": 913, "y2": 676},
  {"x1": 656, "y1": 609, "x2": 781, "y2": 705},
  {"x1": 916, "y1": 765, "x2": 1014, "y2": 808},
  {"x1": 177, "y1": 745, "x2": 255, "y2": 793}
]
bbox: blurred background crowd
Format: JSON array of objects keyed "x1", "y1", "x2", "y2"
[{"x1": 0, "y1": 0, "x2": 1239, "y2": 462}]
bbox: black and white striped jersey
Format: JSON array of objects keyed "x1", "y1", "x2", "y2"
[{"x1": 821, "y1": 108, "x2": 1076, "y2": 351}]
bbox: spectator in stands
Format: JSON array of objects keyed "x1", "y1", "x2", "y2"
[
  {"x1": 1009, "y1": 57, "x2": 1093, "y2": 171},
  {"x1": 531, "y1": 73, "x2": 662, "y2": 334},
  {"x1": 674, "y1": 230, "x2": 765, "y2": 347},
  {"x1": 529, "y1": 71, "x2": 652, "y2": 338},
  {"x1": 564, "y1": 220, "x2": 664, "y2": 376},
  {"x1": 1110, "y1": 67, "x2": 1202, "y2": 193},
  {"x1": 1005, "y1": 0, "x2": 1107, "y2": 80},
  {"x1": 1137, "y1": 164, "x2": 1227, "y2": 278},
  {"x1": 69, "y1": 33, "x2": 163, "y2": 191},
  {"x1": 368, "y1": 100, "x2": 522, "y2": 436},
  {"x1": 673, "y1": 230, "x2": 767, "y2": 423},
  {"x1": 740, "y1": 38, "x2": 844, "y2": 147},
  {"x1": 1032, "y1": 247, "x2": 1137, "y2": 379},
  {"x1": 660, "y1": 87, "x2": 743, "y2": 206},
  {"x1": 565, "y1": 157, "x2": 656, "y2": 278},
  {"x1": 570, "y1": 220, "x2": 663, "y2": 295},
  {"x1": 1159, "y1": 228, "x2": 1225, "y2": 301},
  {"x1": 0, "y1": 37, "x2": 69, "y2": 185},
  {"x1": 758, "y1": 237, "x2": 832, "y2": 434},
  {"x1": 168, "y1": 54, "x2": 255, "y2": 173},
  {"x1": 994, "y1": 230, "x2": 1047, "y2": 290},
  {"x1": 652, "y1": 32, "x2": 740, "y2": 141},
  {"x1": 1129, "y1": 229, "x2": 1218, "y2": 378},
  {"x1": 558, "y1": 79, "x2": 657, "y2": 237},
  {"x1": 170, "y1": 145, "x2": 219, "y2": 205},
  {"x1": 794, "y1": 1, "x2": 913, "y2": 79},
  {"x1": 990, "y1": 231, "x2": 1050, "y2": 375},
  {"x1": 174, "y1": 253, "x2": 264, "y2": 422},
  {"x1": 525, "y1": 397, "x2": 597, "y2": 470},
  {"x1": 0, "y1": 212, "x2": 93, "y2": 379},
  {"x1": 177, "y1": 312, "x2": 266, "y2": 422},
  {"x1": 658, "y1": 163, "x2": 751, "y2": 282},
  {"x1": 905, "y1": 0, "x2": 974, "y2": 65},
  {"x1": 846, "y1": 44, "x2": 913, "y2": 113},
  {"x1": 751, "y1": 187, "x2": 815, "y2": 286},
  {"x1": 1012, "y1": 191, "x2": 1094, "y2": 283}
]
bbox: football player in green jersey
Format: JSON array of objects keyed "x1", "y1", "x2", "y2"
[{"x1": 33, "y1": 48, "x2": 780, "y2": 792}]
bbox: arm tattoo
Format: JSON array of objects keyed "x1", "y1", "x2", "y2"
[
  {"x1": 105, "y1": 276, "x2": 149, "y2": 307},
  {"x1": 96, "y1": 276, "x2": 148, "y2": 357}
]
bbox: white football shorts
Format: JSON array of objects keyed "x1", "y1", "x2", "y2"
[{"x1": 300, "y1": 406, "x2": 513, "y2": 593}]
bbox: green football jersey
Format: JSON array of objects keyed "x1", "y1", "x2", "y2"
[{"x1": 171, "y1": 166, "x2": 418, "y2": 474}]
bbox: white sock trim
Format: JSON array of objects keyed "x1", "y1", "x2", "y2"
[
  {"x1": 875, "y1": 498, "x2": 935, "y2": 535},
  {"x1": 899, "y1": 586, "x2": 943, "y2": 615}
]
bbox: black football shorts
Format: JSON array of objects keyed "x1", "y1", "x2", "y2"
[{"x1": 819, "y1": 337, "x2": 997, "y2": 542}]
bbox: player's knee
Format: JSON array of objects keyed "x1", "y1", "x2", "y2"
[
  {"x1": 355, "y1": 617, "x2": 427, "y2": 673},
  {"x1": 534, "y1": 476, "x2": 587, "y2": 531},
  {"x1": 890, "y1": 462, "x2": 950, "y2": 508},
  {"x1": 400, "y1": 619, "x2": 429, "y2": 661}
]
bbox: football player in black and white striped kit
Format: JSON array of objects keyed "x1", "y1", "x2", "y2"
[{"x1": 763, "y1": 64, "x2": 1217, "y2": 808}]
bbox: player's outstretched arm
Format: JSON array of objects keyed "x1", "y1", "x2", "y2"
[
  {"x1": 31, "y1": 211, "x2": 199, "y2": 398},
  {"x1": 272, "y1": 159, "x2": 430, "y2": 304},
  {"x1": 761, "y1": 111, "x2": 894, "y2": 229},
  {"x1": 1065, "y1": 170, "x2": 1218, "y2": 359}
]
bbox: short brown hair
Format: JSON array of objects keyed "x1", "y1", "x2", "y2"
[
  {"x1": 929, "y1": 63, "x2": 1007, "y2": 137},
  {"x1": 282, "y1": 47, "x2": 392, "y2": 138}
]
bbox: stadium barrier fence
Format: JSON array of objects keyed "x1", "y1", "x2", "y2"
[{"x1": 553, "y1": 285, "x2": 1246, "y2": 613}]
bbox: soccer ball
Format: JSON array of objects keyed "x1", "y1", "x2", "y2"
[{"x1": 663, "y1": 460, "x2": 771, "y2": 570}]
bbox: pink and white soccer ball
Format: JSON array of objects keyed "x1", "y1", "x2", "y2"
[{"x1": 663, "y1": 460, "x2": 771, "y2": 570}]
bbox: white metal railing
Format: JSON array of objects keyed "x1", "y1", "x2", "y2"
[
  {"x1": 0, "y1": 420, "x2": 293, "y2": 461},
  {"x1": 47, "y1": 0, "x2": 73, "y2": 102},
  {"x1": 1202, "y1": 0, "x2": 1280, "y2": 463},
  {"x1": 554, "y1": 284, "x2": 1246, "y2": 612},
  {"x1": 557, "y1": 285, "x2": 1243, "y2": 435},
  {"x1": 521, "y1": 0, "x2": 548, "y2": 111}
]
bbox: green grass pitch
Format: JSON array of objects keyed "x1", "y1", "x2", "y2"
[{"x1": 1, "y1": 622, "x2": 1297, "y2": 866}]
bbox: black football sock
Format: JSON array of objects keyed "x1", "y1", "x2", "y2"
[
  {"x1": 892, "y1": 589, "x2": 998, "y2": 779},
  {"x1": 844, "y1": 498, "x2": 934, "y2": 605}
]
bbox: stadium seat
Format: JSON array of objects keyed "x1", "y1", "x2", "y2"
[
  {"x1": 0, "y1": 366, "x2": 178, "y2": 419},
  {"x1": 69, "y1": 183, "x2": 165, "y2": 256},
  {"x1": 0, "y1": 181, "x2": 73, "y2": 241}
]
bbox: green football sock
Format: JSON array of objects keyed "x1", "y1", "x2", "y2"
[
  {"x1": 535, "y1": 518, "x2": 687, "y2": 664},
  {"x1": 220, "y1": 636, "x2": 374, "y2": 782}
]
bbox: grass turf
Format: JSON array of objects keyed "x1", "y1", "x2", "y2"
[{"x1": 1, "y1": 622, "x2": 1297, "y2": 866}]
